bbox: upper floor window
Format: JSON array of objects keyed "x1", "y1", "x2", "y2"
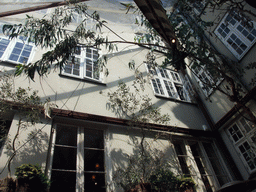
[
  {"x1": 191, "y1": 63, "x2": 222, "y2": 96},
  {"x1": 62, "y1": 47, "x2": 102, "y2": 82},
  {"x1": 193, "y1": 0, "x2": 206, "y2": 15},
  {"x1": 146, "y1": 64, "x2": 192, "y2": 102},
  {"x1": 0, "y1": 24, "x2": 35, "y2": 64},
  {"x1": 215, "y1": 11, "x2": 256, "y2": 60},
  {"x1": 227, "y1": 118, "x2": 256, "y2": 171}
]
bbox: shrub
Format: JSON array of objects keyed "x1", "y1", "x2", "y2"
[{"x1": 15, "y1": 164, "x2": 50, "y2": 192}]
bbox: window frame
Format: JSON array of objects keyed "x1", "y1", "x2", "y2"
[
  {"x1": 62, "y1": 47, "x2": 103, "y2": 82},
  {"x1": 227, "y1": 118, "x2": 256, "y2": 172},
  {"x1": 145, "y1": 64, "x2": 191, "y2": 102},
  {"x1": 191, "y1": 62, "x2": 223, "y2": 97},
  {"x1": 215, "y1": 11, "x2": 256, "y2": 60},
  {"x1": 0, "y1": 32, "x2": 36, "y2": 65},
  {"x1": 48, "y1": 124, "x2": 106, "y2": 192}
]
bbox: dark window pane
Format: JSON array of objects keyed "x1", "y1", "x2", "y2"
[
  {"x1": 241, "y1": 43, "x2": 247, "y2": 50},
  {"x1": 84, "y1": 129, "x2": 104, "y2": 149},
  {"x1": 247, "y1": 34, "x2": 254, "y2": 42},
  {"x1": 86, "y1": 71, "x2": 92, "y2": 77},
  {"x1": 252, "y1": 29, "x2": 256, "y2": 36},
  {"x1": 84, "y1": 173, "x2": 106, "y2": 192},
  {"x1": 55, "y1": 125, "x2": 77, "y2": 146},
  {"x1": 84, "y1": 149, "x2": 104, "y2": 172},
  {"x1": 231, "y1": 34, "x2": 236, "y2": 40},
  {"x1": 242, "y1": 29, "x2": 249, "y2": 37},
  {"x1": 52, "y1": 146, "x2": 77, "y2": 170},
  {"x1": 237, "y1": 25, "x2": 243, "y2": 32},
  {"x1": 235, "y1": 38, "x2": 242, "y2": 45},
  {"x1": 50, "y1": 170, "x2": 76, "y2": 192}
]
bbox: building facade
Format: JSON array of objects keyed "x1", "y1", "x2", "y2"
[{"x1": 0, "y1": 0, "x2": 255, "y2": 192}]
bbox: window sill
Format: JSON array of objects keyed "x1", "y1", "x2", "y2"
[
  {"x1": 154, "y1": 94, "x2": 197, "y2": 105},
  {"x1": 59, "y1": 73, "x2": 107, "y2": 86}
]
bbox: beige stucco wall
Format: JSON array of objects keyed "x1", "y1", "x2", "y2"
[
  {"x1": 0, "y1": 114, "x2": 52, "y2": 179},
  {"x1": 0, "y1": 3, "x2": 210, "y2": 130}
]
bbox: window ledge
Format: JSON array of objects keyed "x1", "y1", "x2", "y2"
[
  {"x1": 155, "y1": 94, "x2": 197, "y2": 105},
  {"x1": 59, "y1": 73, "x2": 107, "y2": 86}
]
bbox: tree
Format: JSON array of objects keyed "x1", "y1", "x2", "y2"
[
  {"x1": 0, "y1": 73, "x2": 43, "y2": 177},
  {"x1": 132, "y1": 0, "x2": 256, "y2": 124},
  {"x1": 2, "y1": 0, "x2": 256, "y2": 124}
]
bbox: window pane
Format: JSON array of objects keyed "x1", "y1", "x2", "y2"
[
  {"x1": 84, "y1": 173, "x2": 106, "y2": 192},
  {"x1": 84, "y1": 149, "x2": 104, "y2": 172},
  {"x1": 50, "y1": 170, "x2": 76, "y2": 192},
  {"x1": 84, "y1": 129, "x2": 104, "y2": 149},
  {"x1": 18, "y1": 57, "x2": 28, "y2": 64},
  {"x1": 174, "y1": 143, "x2": 190, "y2": 176},
  {"x1": 9, "y1": 54, "x2": 19, "y2": 62},
  {"x1": 55, "y1": 125, "x2": 77, "y2": 146},
  {"x1": 203, "y1": 143, "x2": 230, "y2": 186},
  {"x1": 12, "y1": 48, "x2": 22, "y2": 55},
  {"x1": 52, "y1": 146, "x2": 77, "y2": 170}
]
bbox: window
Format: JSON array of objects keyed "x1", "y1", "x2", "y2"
[
  {"x1": 173, "y1": 142, "x2": 191, "y2": 177},
  {"x1": 190, "y1": 142, "x2": 230, "y2": 190},
  {"x1": 63, "y1": 47, "x2": 102, "y2": 81},
  {"x1": 173, "y1": 139, "x2": 231, "y2": 191},
  {"x1": 193, "y1": 0, "x2": 206, "y2": 15},
  {"x1": 49, "y1": 124, "x2": 106, "y2": 192},
  {"x1": 191, "y1": 64, "x2": 216, "y2": 96},
  {"x1": 0, "y1": 24, "x2": 35, "y2": 64},
  {"x1": 227, "y1": 118, "x2": 256, "y2": 171},
  {"x1": 146, "y1": 64, "x2": 191, "y2": 102},
  {"x1": 215, "y1": 11, "x2": 256, "y2": 60}
]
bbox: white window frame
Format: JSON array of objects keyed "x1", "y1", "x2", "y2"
[
  {"x1": 48, "y1": 124, "x2": 106, "y2": 192},
  {"x1": 193, "y1": 0, "x2": 206, "y2": 15},
  {"x1": 215, "y1": 11, "x2": 256, "y2": 60},
  {"x1": 0, "y1": 27, "x2": 36, "y2": 65},
  {"x1": 227, "y1": 118, "x2": 256, "y2": 172},
  {"x1": 173, "y1": 139, "x2": 232, "y2": 191},
  {"x1": 191, "y1": 62, "x2": 223, "y2": 97},
  {"x1": 146, "y1": 64, "x2": 191, "y2": 102},
  {"x1": 62, "y1": 47, "x2": 103, "y2": 82}
]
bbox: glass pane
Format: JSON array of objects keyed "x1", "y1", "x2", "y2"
[
  {"x1": 18, "y1": 56, "x2": 28, "y2": 64},
  {"x1": 24, "y1": 44, "x2": 32, "y2": 51},
  {"x1": 55, "y1": 125, "x2": 77, "y2": 146},
  {"x1": 84, "y1": 173, "x2": 106, "y2": 192},
  {"x1": 84, "y1": 149, "x2": 104, "y2": 172},
  {"x1": 21, "y1": 50, "x2": 31, "y2": 57},
  {"x1": 50, "y1": 170, "x2": 76, "y2": 192},
  {"x1": 52, "y1": 146, "x2": 77, "y2": 170},
  {"x1": 84, "y1": 129, "x2": 104, "y2": 149},
  {"x1": 86, "y1": 71, "x2": 92, "y2": 77},
  {"x1": 0, "y1": 38, "x2": 10, "y2": 45},
  {"x1": 12, "y1": 48, "x2": 22, "y2": 55},
  {"x1": 15, "y1": 42, "x2": 24, "y2": 49},
  {"x1": 9, "y1": 54, "x2": 19, "y2": 61}
]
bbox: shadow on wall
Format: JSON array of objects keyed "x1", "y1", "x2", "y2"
[
  {"x1": 4, "y1": 128, "x2": 49, "y2": 175},
  {"x1": 108, "y1": 129, "x2": 183, "y2": 191}
]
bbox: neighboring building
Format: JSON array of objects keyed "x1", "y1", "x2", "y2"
[{"x1": 0, "y1": 1, "x2": 255, "y2": 192}]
